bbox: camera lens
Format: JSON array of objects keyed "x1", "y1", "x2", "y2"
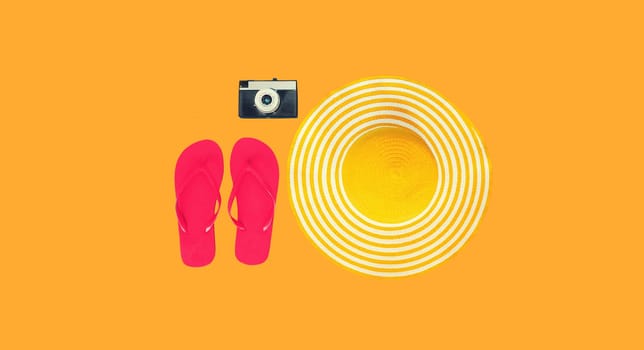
[{"x1": 254, "y1": 88, "x2": 280, "y2": 114}]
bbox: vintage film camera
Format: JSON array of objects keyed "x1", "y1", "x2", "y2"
[{"x1": 238, "y1": 78, "x2": 298, "y2": 118}]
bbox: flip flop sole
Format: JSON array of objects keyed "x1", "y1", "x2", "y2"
[
  {"x1": 230, "y1": 138, "x2": 279, "y2": 265},
  {"x1": 175, "y1": 140, "x2": 223, "y2": 267}
]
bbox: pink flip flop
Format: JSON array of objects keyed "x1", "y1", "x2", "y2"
[
  {"x1": 174, "y1": 140, "x2": 223, "y2": 267},
  {"x1": 228, "y1": 138, "x2": 279, "y2": 265}
]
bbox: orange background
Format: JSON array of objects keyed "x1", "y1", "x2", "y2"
[{"x1": 1, "y1": 0, "x2": 642, "y2": 348}]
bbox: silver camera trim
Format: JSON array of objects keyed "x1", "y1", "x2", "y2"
[{"x1": 240, "y1": 80, "x2": 297, "y2": 90}]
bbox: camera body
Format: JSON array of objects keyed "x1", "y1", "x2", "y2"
[{"x1": 239, "y1": 79, "x2": 298, "y2": 118}]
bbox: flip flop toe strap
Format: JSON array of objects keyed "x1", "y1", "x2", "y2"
[
  {"x1": 176, "y1": 168, "x2": 222, "y2": 233},
  {"x1": 228, "y1": 165, "x2": 276, "y2": 232}
]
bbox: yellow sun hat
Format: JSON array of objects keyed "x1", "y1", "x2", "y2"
[{"x1": 289, "y1": 77, "x2": 490, "y2": 277}]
